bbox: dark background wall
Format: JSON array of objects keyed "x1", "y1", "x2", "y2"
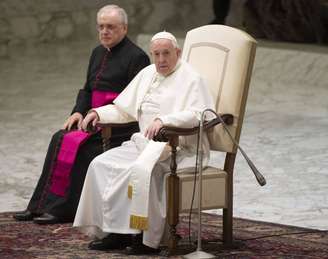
[
  {"x1": 211, "y1": 0, "x2": 328, "y2": 44},
  {"x1": 242, "y1": 0, "x2": 328, "y2": 44}
]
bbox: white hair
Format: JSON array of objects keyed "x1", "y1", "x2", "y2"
[
  {"x1": 151, "y1": 31, "x2": 179, "y2": 48},
  {"x1": 97, "y1": 5, "x2": 128, "y2": 25}
]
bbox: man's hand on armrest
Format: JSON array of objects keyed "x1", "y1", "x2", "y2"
[
  {"x1": 144, "y1": 118, "x2": 163, "y2": 140},
  {"x1": 82, "y1": 110, "x2": 99, "y2": 131},
  {"x1": 62, "y1": 112, "x2": 83, "y2": 131}
]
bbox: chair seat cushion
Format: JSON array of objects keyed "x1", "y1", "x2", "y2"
[{"x1": 166, "y1": 167, "x2": 227, "y2": 212}]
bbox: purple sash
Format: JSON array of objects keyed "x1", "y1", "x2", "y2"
[
  {"x1": 49, "y1": 90, "x2": 119, "y2": 197},
  {"x1": 91, "y1": 90, "x2": 119, "y2": 108}
]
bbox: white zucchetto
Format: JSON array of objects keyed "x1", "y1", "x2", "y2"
[{"x1": 151, "y1": 31, "x2": 178, "y2": 47}]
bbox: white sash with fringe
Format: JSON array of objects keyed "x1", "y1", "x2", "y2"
[{"x1": 127, "y1": 140, "x2": 168, "y2": 230}]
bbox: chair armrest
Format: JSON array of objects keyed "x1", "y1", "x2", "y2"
[
  {"x1": 95, "y1": 121, "x2": 139, "y2": 151},
  {"x1": 153, "y1": 113, "x2": 233, "y2": 142},
  {"x1": 97, "y1": 121, "x2": 139, "y2": 129}
]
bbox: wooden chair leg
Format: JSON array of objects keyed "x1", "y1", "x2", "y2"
[
  {"x1": 101, "y1": 127, "x2": 112, "y2": 151},
  {"x1": 223, "y1": 207, "x2": 233, "y2": 245},
  {"x1": 223, "y1": 152, "x2": 235, "y2": 246},
  {"x1": 167, "y1": 174, "x2": 179, "y2": 254},
  {"x1": 167, "y1": 138, "x2": 179, "y2": 255}
]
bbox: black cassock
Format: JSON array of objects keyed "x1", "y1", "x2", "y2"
[{"x1": 27, "y1": 37, "x2": 150, "y2": 222}]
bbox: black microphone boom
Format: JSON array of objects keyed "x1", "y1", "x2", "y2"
[{"x1": 205, "y1": 108, "x2": 266, "y2": 186}]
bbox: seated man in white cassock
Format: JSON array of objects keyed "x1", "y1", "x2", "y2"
[{"x1": 73, "y1": 31, "x2": 215, "y2": 255}]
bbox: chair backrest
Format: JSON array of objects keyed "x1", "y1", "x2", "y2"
[{"x1": 181, "y1": 25, "x2": 257, "y2": 153}]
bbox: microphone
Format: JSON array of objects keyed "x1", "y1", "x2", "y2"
[{"x1": 205, "y1": 108, "x2": 266, "y2": 186}]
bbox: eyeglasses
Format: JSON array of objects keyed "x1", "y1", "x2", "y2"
[{"x1": 96, "y1": 23, "x2": 123, "y2": 32}]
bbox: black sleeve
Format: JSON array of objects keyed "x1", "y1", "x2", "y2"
[
  {"x1": 71, "y1": 49, "x2": 96, "y2": 116},
  {"x1": 127, "y1": 52, "x2": 150, "y2": 83}
]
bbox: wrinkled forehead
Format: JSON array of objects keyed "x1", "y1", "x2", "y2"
[{"x1": 150, "y1": 39, "x2": 175, "y2": 52}]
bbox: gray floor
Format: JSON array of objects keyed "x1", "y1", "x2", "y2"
[{"x1": 0, "y1": 37, "x2": 327, "y2": 230}]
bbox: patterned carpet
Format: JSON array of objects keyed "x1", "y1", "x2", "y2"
[{"x1": 0, "y1": 212, "x2": 327, "y2": 258}]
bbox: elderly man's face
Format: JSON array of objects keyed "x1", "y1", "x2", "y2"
[
  {"x1": 97, "y1": 11, "x2": 127, "y2": 49},
  {"x1": 150, "y1": 39, "x2": 181, "y2": 76}
]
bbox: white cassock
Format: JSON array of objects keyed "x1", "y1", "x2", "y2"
[{"x1": 73, "y1": 60, "x2": 215, "y2": 248}]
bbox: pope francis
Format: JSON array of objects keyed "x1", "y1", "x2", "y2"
[{"x1": 73, "y1": 31, "x2": 215, "y2": 255}]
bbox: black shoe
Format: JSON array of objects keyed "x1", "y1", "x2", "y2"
[
  {"x1": 13, "y1": 210, "x2": 40, "y2": 221},
  {"x1": 125, "y1": 244, "x2": 161, "y2": 255},
  {"x1": 125, "y1": 234, "x2": 160, "y2": 255},
  {"x1": 33, "y1": 213, "x2": 59, "y2": 225},
  {"x1": 88, "y1": 233, "x2": 132, "y2": 250}
]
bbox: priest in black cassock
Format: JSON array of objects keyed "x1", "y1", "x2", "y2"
[{"x1": 13, "y1": 4, "x2": 150, "y2": 224}]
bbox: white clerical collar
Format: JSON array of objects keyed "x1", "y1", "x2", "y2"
[{"x1": 155, "y1": 74, "x2": 165, "y2": 82}]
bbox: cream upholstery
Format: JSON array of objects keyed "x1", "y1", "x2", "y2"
[
  {"x1": 174, "y1": 25, "x2": 257, "y2": 213},
  {"x1": 175, "y1": 167, "x2": 228, "y2": 212},
  {"x1": 177, "y1": 167, "x2": 227, "y2": 211},
  {"x1": 182, "y1": 25, "x2": 257, "y2": 153}
]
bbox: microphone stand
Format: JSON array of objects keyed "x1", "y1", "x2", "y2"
[
  {"x1": 183, "y1": 110, "x2": 216, "y2": 259},
  {"x1": 184, "y1": 108, "x2": 266, "y2": 258}
]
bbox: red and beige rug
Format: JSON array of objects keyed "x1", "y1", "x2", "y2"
[{"x1": 0, "y1": 212, "x2": 327, "y2": 258}]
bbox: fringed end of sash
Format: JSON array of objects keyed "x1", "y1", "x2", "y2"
[
  {"x1": 129, "y1": 214, "x2": 148, "y2": 230},
  {"x1": 128, "y1": 185, "x2": 133, "y2": 199}
]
